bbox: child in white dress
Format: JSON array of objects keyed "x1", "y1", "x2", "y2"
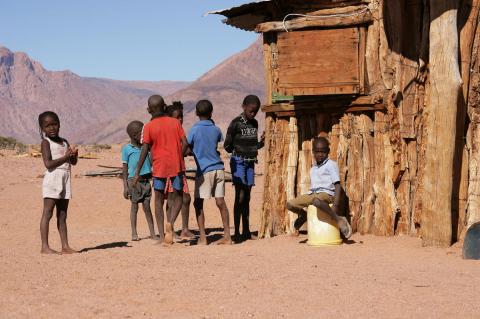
[{"x1": 38, "y1": 111, "x2": 78, "y2": 254}]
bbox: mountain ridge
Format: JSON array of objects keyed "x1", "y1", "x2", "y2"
[{"x1": 0, "y1": 39, "x2": 265, "y2": 144}]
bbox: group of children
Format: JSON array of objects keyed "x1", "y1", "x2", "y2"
[{"x1": 38, "y1": 94, "x2": 352, "y2": 254}]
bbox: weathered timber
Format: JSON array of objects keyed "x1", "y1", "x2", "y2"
[
  {"x1": 276, "y1": 28, "x2": 361, "y2": 96},
  {"x1": 255, "y1": 6, "x2": 373, "y2": 33},
  {"x1": 421, "y1": 1, "x2": 462, "y2": 247},
  {"x1": 466, "y1": 0, "x2": 480, "y2": 235}
]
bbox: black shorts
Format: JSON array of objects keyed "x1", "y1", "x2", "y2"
[{"x1": 127, "y1": 178, "x2": 152, "y2": 204}]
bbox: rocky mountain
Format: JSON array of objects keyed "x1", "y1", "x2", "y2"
[
  {"x1": 78, "y1": 38, "x2": 265, "y2": 143},
  {"x1": 0, "y1": 46, "x2": 189, "y2": 143},
  {"x1": 0, "y1": 38, "x2": 265, "y2": 144}
]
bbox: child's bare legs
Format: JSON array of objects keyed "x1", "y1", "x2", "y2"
[
  {"x1": 154, "y1": 190, "x2": 166, "y2": 243},
  {"x1": 193, "y1": 198, "x2": 207, "y2": 245},
  {"x1": 130, "y1": 202, "x2": 140, "y2": 241},
  {"x1": 56, "y1": 199, "x2": 76, "y2": 254},
  {"x1": 180, "y1": 193, "x2": 195, "y2": 238},
  {"x1": 215, "y1": 197, "x2": 232, "y2": 244},
  {"x1": 312, "y1": 198, "x2": 352, "y2": 238},
  {"x1": 165, "y1": 189, "x2": 182, "y2": 244},
  {"x1": 40, "y1": 198, "x2": 58, "y2": 254},
  {"x1": 141, "y1": 197, "x2": 156, "y2": 239}
]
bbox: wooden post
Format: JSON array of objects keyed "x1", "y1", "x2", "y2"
[
  {"x1": 421, "y1": 1, "x2": 462, "y2": 246},
  {"x1": 285, "y1": 117, "x2": 299, "y2": 234},
  {"x1": 466, "y1": 2, "x2": 480, "y2": 234}
]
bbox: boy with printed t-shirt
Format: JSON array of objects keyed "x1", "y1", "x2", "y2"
[
  {"x1": 188, "y1": 100, "x2": 231, "y2": 245},
  {"x1": 133, "y1": 95, "x2": 188, "y2": 245},
  {"x1": 286, "y1": 137, "x2": 352, "y2": 239}
]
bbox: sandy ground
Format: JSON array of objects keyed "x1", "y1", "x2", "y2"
[{"x1": 1, "y1": 146, "x2": 479, "y2": 319}]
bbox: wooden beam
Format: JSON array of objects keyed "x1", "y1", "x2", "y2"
[
  {"x1": 261, "y1": 95, "x2": 383, "y2": 113},
  {"x1": 262, "y1": 103, "x2": 385, "y2": 117},
  {"x1": 255, "y1": 6, "x2": 373, "y2": 33}
]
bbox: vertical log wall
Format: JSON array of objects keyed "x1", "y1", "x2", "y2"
[{"x1": 259, "y1": 0, "x2": 480, "y2": 245}]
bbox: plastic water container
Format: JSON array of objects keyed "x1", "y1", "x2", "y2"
[{"x1": 307, "y1": 205, "x2": 342, "y2": 246}]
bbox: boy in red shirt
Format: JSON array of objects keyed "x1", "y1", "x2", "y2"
[{"x1": 133, "y1": 95, "x2": 188, "y2": 244}]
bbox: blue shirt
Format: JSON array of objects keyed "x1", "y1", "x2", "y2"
[
  {"x1": 187, "y1": 120, "x2": 225, "y2": 175},
  {"x1": 309, "y1": 158, "x2": 340, "y2": 196},
  {"x1": 121, "y1": 143, "x2": 152, "y2": 178}
]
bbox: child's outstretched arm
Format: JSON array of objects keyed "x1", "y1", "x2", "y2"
[
  {"x1": 132, "y1": 143, "x2": 151, "y2": 186},
  {"x1": 122, "y1": 163, "x2": 130, "y2": 199},
  {"x1": 41, "y1": 139, "x2": 72, "y2": 170}
]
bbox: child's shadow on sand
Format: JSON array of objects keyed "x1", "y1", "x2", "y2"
[{"x1": 80, "y1": 241, "x2": 131, "y2": 253}]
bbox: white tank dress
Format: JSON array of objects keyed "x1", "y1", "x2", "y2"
[{"x1": 42, "y1": 137, "x2": 72, "y2": 199}]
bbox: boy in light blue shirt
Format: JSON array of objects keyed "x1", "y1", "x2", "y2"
[
  {"x1": 286, "y1": 137, "x2": 352, "y2": 239},
  {"x1": 187, "y1": 100, "x2": 232, "y2": 245},
  {"x1": 121, "y1": 120, "x2": 156, "y2": 241}
]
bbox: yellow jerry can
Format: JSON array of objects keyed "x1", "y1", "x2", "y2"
[{"x1": 307, "y1": 205, "x2": 342, "y2": 246}]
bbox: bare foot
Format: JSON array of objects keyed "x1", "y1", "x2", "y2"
[
  {"x1": 338, "y1": 216, "x2": 352, "y2": 239},
  {"x1": 149, "y1": 235, "x2": 160, "y2": 240},
  {"x1": 41, "y1": 247, "x2": 59, "y2": 255},
  {"x1": 215, "y1": 236, "x2": 232, "y2": 245},
  {"x1": 180, "y1": 229, "x2": 195, "y2": 239},
  {"x1": 61, "y1": 247, "x2": 78, "y2": 254},
  {"x1": 290, "y1": 229, "x2": 300, "y2": 237},
  {"x1": 198, "y1": 236, "x2": 207, "y2": 245},
  {"x1": 164, "y1": 223, "x2": 174, "y2": 244},
  {"x1": 132, "y1": 235, "x2": 139, "y2": 241}
]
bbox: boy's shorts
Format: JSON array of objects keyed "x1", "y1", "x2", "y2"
[
  {"x1": 230, "y1": 156, "x2": 255, "y2": 187},
  {"x1": 127, "y1": 178, "x2": 152, "y2": 204},
  {"x1": 194, "y1": 169, "x2": 225, "y2": 199},
  {"x1": 165, "y1": 174, "x2": 189, "y2": 194},
  {"x1": 153, "y1": 173, "x2": 184, "y2": 192}
]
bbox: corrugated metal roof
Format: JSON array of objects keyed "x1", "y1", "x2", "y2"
[{"x1": 206, "y1": 0, "x2": 274, "y2": 32}]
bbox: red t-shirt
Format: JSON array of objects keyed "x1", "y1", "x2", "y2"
[{"x1": 141, "y1": 116, "x2": 185, "y2": 178}]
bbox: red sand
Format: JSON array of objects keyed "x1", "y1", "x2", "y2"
[{"x1": 1, "y1": 147, "x2": 479, "y2": 318}]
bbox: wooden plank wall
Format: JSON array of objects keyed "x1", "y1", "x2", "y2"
[
  {"x1": 276, "y1": 28, "x2": 360, "y2": 96},
  {"x1": 259, "y1": 0, "x2": 480, "y2": 242}
]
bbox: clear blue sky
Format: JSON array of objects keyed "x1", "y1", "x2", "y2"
[{"x1": 0, "y1": 0, "x2": 257, "y2": 81}]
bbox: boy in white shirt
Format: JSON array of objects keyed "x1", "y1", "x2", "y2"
[{"x1": 286, "y1": 137, "x2": 352, "y2": 238}]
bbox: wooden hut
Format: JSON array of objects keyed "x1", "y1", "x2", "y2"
[{"x1": 210, "y1": 0, "x2": 480, "y2": 246}]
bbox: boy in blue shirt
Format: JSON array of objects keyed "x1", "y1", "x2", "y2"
[
  {"x1": 188, "y1": 100, "x2": 232, "y2": 245},
  {"x1": 122, "y1": 120, "x2": 156, "y2": 241},
  {"x1": 286, "y1": 137, "x2": 352, "y2": 239}
]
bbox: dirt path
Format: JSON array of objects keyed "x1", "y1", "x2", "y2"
[{"x1": 1, "y1": 148, "x2": 479, "y2": 318}]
